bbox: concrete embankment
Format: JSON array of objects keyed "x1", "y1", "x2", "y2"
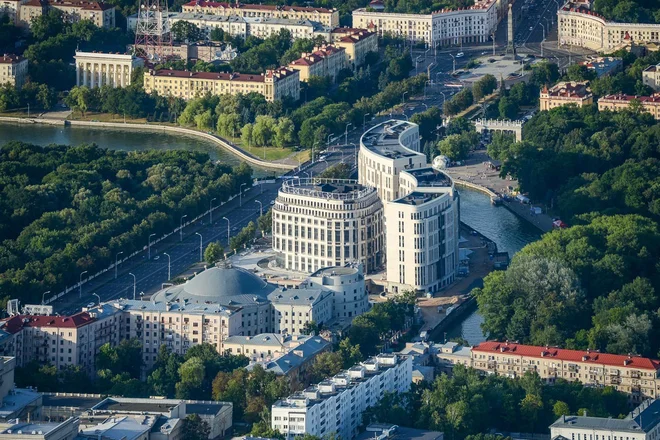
[{"x1": 0, "y1": 116, "x2": 296, "y2": 171}]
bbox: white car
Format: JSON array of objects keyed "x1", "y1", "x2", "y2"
[
  {"x1": 529, "y1": 26, "x2": 534, "y2": 31},
  {"x1": 456, "y1": 52, "x2": 464, "y2": 58},
  {"x1": 270, "y1": 200, "x2": 275, "y2": 205},
  {"x1": 86, "y1": 302, "x2": 95, "y2": 308}
]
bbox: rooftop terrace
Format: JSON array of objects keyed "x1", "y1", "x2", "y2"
[
  {"x1": 405, "y1": 167, "x2": 453, "y2": 188},
  {"x1": 391, "y1": 191, "x2": 442, "y2": 206},
  {"x1": 360, "y1": 120, "x2": 421, "y2": 160}
]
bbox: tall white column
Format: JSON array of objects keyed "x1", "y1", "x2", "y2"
[
  {"x1": 90, "y1": 63, "x2": 95, "y2": 88},
  {"x1": 121, "y1": 65, "x2": 126, "y2": 87},
  {"x1": 83, "y1": 63, "x2": 88, "y2": 87},
  {"x1": 113, "y1": 64, "x2": 119, "y2": 87},
  {"x1": 76, "y1": 63, "x2": 80, "y2": 86},
  {"x1": 103, "y1": 63, "x2": 109, "y2": 87}
]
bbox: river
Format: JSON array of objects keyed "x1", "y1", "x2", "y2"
[
  {"x1": 442, "y1": 188, "x2": 542, "y2": 345},
  {"x1": 0, "y1": 123, "x2": 277, "y2": 177}
]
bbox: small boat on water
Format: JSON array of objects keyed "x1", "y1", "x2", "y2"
[{"x1": 491, "y1": 196, "x2": 503, "y2": 205}]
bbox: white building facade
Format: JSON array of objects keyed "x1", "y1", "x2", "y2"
[
  {"x1": 271, "y1": 179, "x2": 384, "y2": 274},
  {"x1": 272, "y1": 353, "x2": 413, "y2": 440},
  {"x1": 74, "y1": 51, "x2": 144, "y2": 88},
  {"x1": 306, "y1": 264, "x2": 369, "y2": 321}
]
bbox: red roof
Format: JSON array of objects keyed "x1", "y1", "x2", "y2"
[
  {"x1": 1, "y1": 313, "x2": 96, "y2": 333},
  {"x1": 600, "y1": 93, "x2": 660, "y2": 103},
  {"x1": 152, "y1": 69, "x2": 266, "y2": 82},
  {"x1": 0, "y1": 54, "x2": 25, "y2": 64},
  {"x1": 23, "y1": 0, "x2": 113, "y2": 10},
  {"x1": 473, "y1": 341, "x2": 660, "y2": 371}
]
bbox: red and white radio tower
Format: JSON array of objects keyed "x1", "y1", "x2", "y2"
[{"x1": 134, "y1": 0, "x2": 172, "y2": 61}]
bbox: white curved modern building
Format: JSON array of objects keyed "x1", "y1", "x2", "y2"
[
  {"x1": 387, "y1": 167, "x2": 459, "y2": 293},
  {"x1": 358, "y1": 119, "x2": 426, "y2": 203},
  {"x1": 272, "y1": 178, "x2": 384, "y2": 274},
  {"x1": 306, "y1": 263, "x2": 369, "y2": 320}
]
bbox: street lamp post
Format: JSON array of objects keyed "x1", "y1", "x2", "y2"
[
  {"x1": 255, "y1": 200, "x2": 263, "y2": 217},
  {"x1": 492, "y1": 33, "x2": 496, "y2": 55},
  {"x1": 344, "y1": 123, "x2": 352, "y2": 146},
  {"x1": 42, "y1": 290, "x2": 50, "y2": 305},
  {"x1": 148, "y1": 233, "x2": 156, "y2": 259},
  {"x1": 195, "y1": 232, "x2": 203, "y2": 262},
  {"x1": 362, "y1": 113, "x2": 371, "y2": 133},
  {"x1": 79, "y1": 270, "x2": 88, "y2": 298},
  {"x1": 180, "y1": 214, "x2": 188, "y2": 241},
  {"x1": 450, "y1": 53, "x2": 456, "y2": 74},
  {"x1": 114, "y1": 251, "x2": 123, "y2": 279},
  {"x1": 209, "y1": 197, "x2": 217, "y2": 224},
  {"x1": 402, "y1": 91, "x2": 408, "y2": 105},
  {"x1": 129, "y1": 272, "x2": 136, "y2": 300},
  {"x1": 93, "y1": 293, "x2": 100, "y2": 307},
  {"x1": 239, "y1": 183, "x2": 246, "y2": 207},
  {"x1": 440, "y1": 91, "x2": 446, "y2": 108},
  {"x1": 222, "y1": 217, "x2": 230, "y2": 243},
  {"x1": 164, "y1": 252, "x2": 171, "y2": 281}
]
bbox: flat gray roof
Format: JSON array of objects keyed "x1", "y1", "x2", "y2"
[
  {"x1": 43, "y1": 394, "x2": 102, "y2": 409},
  {"x1": 405, "y1": 167, "x2": 452, "y2": 188},
  {"x1": 361, "y1": 120, "x2": 420, "y2": 160},
  {"x1": 185, "y1": 402, "x2": 228, "y2": 415},
  {"x1": 391, "y1": 191, "x2": 442, "y2": 206}
]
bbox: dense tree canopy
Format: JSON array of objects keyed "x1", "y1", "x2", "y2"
[{"x1": 0, "y1": 142, "x2": 252, "y2": 303}]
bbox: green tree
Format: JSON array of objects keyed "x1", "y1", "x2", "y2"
[
  {"x1": 204, "y1": 242, "x2": 224, "y2": 265},
  {"x1": 181, "y1": 414, "x2": 210, "y2": 440},
  {"x1": 176, "y1": 357, "x2": 205, "y2": 399},
  {"x1": 209, "y1": 27, "x2": 225, "y2": 42},
  {"x1": 171, "y1": 21, "x2": 204, "y2": 42},
  {"x1": 65, "y1": 85, "x2": 92, "y2": 117},
  {"x1": 553, "y1": 401, "x2": 571, "y2": 418}
]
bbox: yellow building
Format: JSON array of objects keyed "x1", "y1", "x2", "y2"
[
  {"x1": 0, "y1": 0, "x2": 26, "y2": 23},
  {"x1": 558, "y1": 2, "x2": 660, "y2": 51},
  {"x1": 0, "y1": 54, "x2": 28, "y2": 89},
  {"x1": 539, "y1": 81, "x2": 593, "y2": 111},
  {"x1": 472, "y1": 341, "x2": 660, "y2": 404},
  {"x1": 19, "y1": 0, "x2": 115, "y2": 28},
  {"x1": 331, "y1": 28, "x2": 378, "y2": 69},
  {"x1": 598, "y1": 93, "x2": 660, "y2": 120},
  {"x1": 288, "y1": 44, "x2": 346, "y2": 83},
  {"x1": 143, "y1": 67, "x2": 300, "y2": 102},
  {"x1": 181, "y1": 0, "x2": 339, "y2": 28}
]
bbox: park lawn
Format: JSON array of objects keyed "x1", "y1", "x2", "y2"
[{"x1": 224, "y1": 135, "x2": 303, "y2": 162}]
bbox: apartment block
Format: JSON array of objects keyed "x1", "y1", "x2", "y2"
[
  {"x1": 143, "y1": 67, "x2": 300, "y2": 102},
  {"x1": 598, "y1": 93, "x2": 660, "y2": 120},
  {"x1": 288, "y1": 45, "x2": 346, "y2": 83},
  {"x1": 352, "y1": 0, "x2": 498, "y2": 47},
  {"x1": 74, "y1": 51, "x2": 143, "y2": 88},
  {"x1": 170, "y1": 13, "x2": 247, "y2": 39},
  {"x1": 643, "y1": 64, "x2": 660, "y2": 91},
  {"x1": 472, "y1": 341, "x2": 660, "y2": 404},
  {"x1": 272, "y1": 353, "x2": 413, "y2": 440},
  {"x1": 558, "y1": 2, "x2": 660, "y2": 52},
  {"x1": 331, "y1": 28, "x2": 378, "y2": 69},
  {"x1": 271, "y1": 179, "x2": 384, "y2": 274},
  {"x1": 0, "y1": 54, "x2": 28, "y2": 89},
  {"x1": 306, "y1": 264, "x2": 370, "y2": 322},
  {"x1": 19, "y1": 0, "x2": 115, "y2": 28},
  {"x1": 0, "y1": 0, "x2": 26, "y2": 23},
  {"x1": 269, "y1": 287, "x2": 333, "y2": 335},
  {"x1": 539, "y1": 81, "x2": 594, "y2": 111},
  {"x1": 181, "y1": 0, "x2": 339, "y2": 28}
]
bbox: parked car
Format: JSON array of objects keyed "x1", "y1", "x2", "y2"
[{"x1": 456, "y1": 52, "x2": 464, "y2": 57}]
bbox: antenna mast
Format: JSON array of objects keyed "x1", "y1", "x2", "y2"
[{"x1": 134, "y1": 0, "x2": 172, "y2": 61}]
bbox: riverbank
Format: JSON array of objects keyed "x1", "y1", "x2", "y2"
[{"x1": 0, "y1": 116, "x2": 296, "y2": 172}]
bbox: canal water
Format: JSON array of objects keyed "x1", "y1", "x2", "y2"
[
  {"x1": 442, "y1": 188, "x2": 542, "y2": 345},
  {"x1": 0, "y1": 123, "x2": 277, "y2": 177}
]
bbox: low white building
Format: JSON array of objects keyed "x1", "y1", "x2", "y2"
[
  {"x1": 74, "y1": 51, "x2": 144, "y2": 88},
  {"x1": 0, "y1": 418, "x2": 79, "y2": 440},
  {"x1": 306, "y1": 264, "x2": 369, "y2": 321},
  {"x1": 550, "y1": 399, "x2": 660, "y2": 440},
  {"x1": 268, "y1": 287, "x2": 333, "y2": 335},
  {"x1": 272, "y1": 353, "x2": 413, "y2": 440}
]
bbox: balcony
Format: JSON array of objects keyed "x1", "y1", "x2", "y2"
[
  {"x1": 487, "y1": 361, "x2": 497, "y2": 369},
  {"x1": 610, "y1": 377, "x2": 622, "y2": 385},
  {"x1": 631, "y1": 371, "x2": 641, "y2": 379}
]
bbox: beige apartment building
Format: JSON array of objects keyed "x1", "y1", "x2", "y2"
[
  {"x1": 0, "y1": 310, "x2": 120, "y2": 375},
  {"x1": 289, "y1": 45, "x2": 346, "y2": 83},
  {"x1": 643, "y1": 64, "x2": 660, "y2": 91},
  {"x1": 472, "y1": 341, "x2": 660, "y2": 404},
  {"x1": 181, "y1": 0, "x2": 339, "y2": 28},
  {"x1": 0, "y1": 54, "x2": 28, "y2": 89},
  {"x1": 19, "y1": 0, "x2": 115, "y2": 28},
  {"x1": 598, "y1": 93, "x2": 660, "y2": 120},
  {"x1": 74, "y1": 51, "x2": 144, "y2": 88},
  {"x1": 558, "y1": 2, "x2": 660, "y2": 51},
  {"x1": 143, "y1": 67, "x2": 300, "y2": 101},
  {"x1": 330, "y1": 28, "x2": 378, "y2": 69},
  {"x1": 0, "y1": 0, "x2": 26, "y2": 23},
  {"x1": 539, "y1": 81, "x2": 593, "y2": 111}
]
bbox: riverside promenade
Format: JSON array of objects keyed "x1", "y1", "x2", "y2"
[{"x1": 445, "y1": 151, "x2": 554, "y2": 233}]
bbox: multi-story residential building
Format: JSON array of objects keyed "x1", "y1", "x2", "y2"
[
  {"x1": 19, "y1": 0, "x2": 115, "y2": 28},
  {"x1": 223, "y1": 333, "x2": 321, "y2": 360},
  {"x1": 244, "y1": 16, "x2": 329, "y2": 40},
  {"x1": 352, "y1": 0, "x2": 498, "y2": 47},
  {"x1": 358, "y1": 119, "x2": 425, "y2": 203},
  {"x1": 289, "y1": 45, "x2": 346, "y2": 83},
  {"x1": 0, "y1": 54, "x2": 28, "y2": 89},
  {"x1": 143, "y1": 66, "x2": 300, "y2": 101},
  {"x1": 74, "y1": 51, "x2": 143, "y2": 88},
  {"x1": 0, "y1": 0, "x2": 26, "y2": 23},
  {"x1": 558, "y1": 2, "x2": 660, "y2": 51},
  {"x1": 306, "y1": 264, "x2": 370, "y2": 321},
  {"x1": 598, "y1": 93, "x2": 660, "y2": 120},
  {"x1": 550, "y1": 399, "x2": 660, "y2": 440},
  {"x1": 269, "y1": 286, "x2": 333, "y2": 335},
  {"x1": 96, "y1": 298, "x2": 242, "y2": 371},
  {"x1": 271, "y1": 178, "x2": 384, "y2": 274},
  {"x1": 578, "y1": 56, "x2": 622, "y2": 77},
  {"x1": 181, "y1": 0, "x2": 339, "y2": 28},
  {"x1": 472, "y1": 341, "x2": 660, "y2": 404},
  {"x1": 169, "y1": 13, "x2": 247, "y2": 39},
  {"x1": 539, "y1": 81, "x2": 594, "y2": 111},
  {"x1": 0, "y1": 310, "x2": 120, "y2": 375},
  {"x1": 272, "y1": 353, "x2": 413, "y2": 440},
  {"x1": 330, "y1": 28, "x2": 378, "y2": 69},
  {"x1": 386, "y1": 167, "x2": 459, "y2": 293},
  {"x1": 643, "y1": 64, "x2": 660, "y2": 91},
  {"x1": 432, "y1": 341, "x2": 472, "y2": 374}
]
